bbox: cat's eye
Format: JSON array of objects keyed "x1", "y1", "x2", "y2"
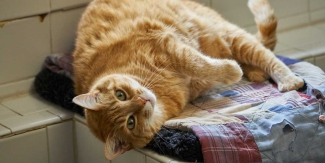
[
  {"x1": 127, "y1": 116, "x2": 135, "y2": 130},
  {"x1": 115, "y1": 90, "x2": 126, "y2": 101}
]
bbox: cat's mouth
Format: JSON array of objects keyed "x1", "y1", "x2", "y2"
[
  {"x1": 139, "y1": 95, "x2": 156, "y2": 109},
  {"x1": 139, "y1": 90, "x2": 157, "y2": 118}
]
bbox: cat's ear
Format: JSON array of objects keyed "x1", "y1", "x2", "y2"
[
  {"x1": 72, "y1": 90, "x2": 100, "y2": 110},
  {"x1": 104, "y1": 139, "x2": 130, "y2": 160}
]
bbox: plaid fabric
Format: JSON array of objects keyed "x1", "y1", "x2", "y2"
[{"x1": 192, "y1": 123, "x2": 261, "y2": 163}]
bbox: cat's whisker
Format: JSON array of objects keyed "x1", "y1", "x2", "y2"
[
  {"x1": 145, "y1": 61, "x2": 171, "y2": 88},
  {"x1": 143, "y1": 57, "x2": 169, "y2": 88},
  {"x1": 153, "y1": 137, "x2": 165, "y2": 155},
  {"x1": 146, "y1": 63, "x2": 171, "y2": 89},
  {"x1": 156, "y1": 133, "x2": 168, "y2": 143}
]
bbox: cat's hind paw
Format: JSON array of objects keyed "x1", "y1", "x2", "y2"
[
  {"x1": 277, "y1": 75, "x2": 304, "y2": 92},
  {"x1": 216, "y1": 60, "x2": 243, "y2": 84},
  {"x1": 246, "y1": 70, "x2": 269, "y2": 82}
]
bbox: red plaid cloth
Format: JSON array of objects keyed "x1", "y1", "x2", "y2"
[{"x1": 191, "y1": 123, "x2": 261, "y2": 163}]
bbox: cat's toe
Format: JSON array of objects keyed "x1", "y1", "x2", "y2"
[
  {"x1": 277, "y1": 75, "x2": 304, "y2": 92},
  {"x1": 246, "y1": 71, "x2": 269, "y2": 82}
]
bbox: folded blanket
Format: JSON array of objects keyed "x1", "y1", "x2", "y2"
[{"x1": 36, "y1": 53, "x2": 325, "y2": 163}]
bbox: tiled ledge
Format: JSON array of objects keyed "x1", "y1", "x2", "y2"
[
  {"x1": 274, "y1": 21, "x2": 325, "y2": 59},
  {"x1": 0, "y1": 93, "x2": 74, "y2": 137}
]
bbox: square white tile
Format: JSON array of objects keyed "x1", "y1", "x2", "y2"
[
  {"x1": 193, "y1": 0, "x2": 211, "y2": 7},
  {"x1": 0, "y1": 16, "x2": 51, "y2": 85},
  {"x1": 277, "y1": 13, "x2": 309, "y2": 32},
  {"x1": 314, "y1": 22, "x2": 325, "y2": 31},
  {"x1": 310, "y1": 9, "x2": 325, "y2": 23},
  {"x1": 269, "y1": 0, "x2": 308, "y2": 19},
  {"x1": 302, "y1": 57, "x2": 315, "y2": 64},
  {"x1": 50, "y1": 7, "x2": 86, "y2": 54},
  {"x1": 314, "y1": 55, "x2": 325, "y2": 71},
  {"x1": 0, "y1": 104, "x2": 20, "y2": 120},
  {"x1": 0, "y1": 111, "x2": 61, "y2": 133},
  {"x1": 47, "y1": 121, "x2": 75, "y2": 163},
  {"x1": 274, "y1": 43, "x2": 292, "y2": 54},
  {"x1": 51, "y1": 0, "x2": 90, "y2": 11},
  {"x1": 137, "y1": 148, "x2": 173, "y2": 163},
  {"x1": 74, "y1": 121, "x2": 109, "y2": 163},
  {"x1": 0, "y1": 78, "x2": 34, "y2": 100},
  {"x1": 277, "y1": 26, "x2": 325, "y2": 48},
  {"x1": 0, "y1": 128, "x2": 48, "y2": 163},
  {"x1": 309, "y1": 0, "x2": 325, "y2": 11},
  {"x1": 46, "y1": 105, "x2": 75, "y2": 120},
  {"x1": 146, "y1": 156, "x2": 161, "y2": 163},
  {"x1": 211, "y1": 0, "x2": 255, "y2": 27},
  {"x1": 297, "y1": 39, "x2": 325, "y2": 56},
  {"x1": 275, "y1": 48, "x2": 311, "y2": 59},
  {"x1": 0, "y1": 0, "x2": 50, "y2": 21},
  {"x1": 1, "y1": 94, "x2": 54, "y2": 115},
  {"x1": 112, "y1": 150, "x2": 146, "y2": 163}
]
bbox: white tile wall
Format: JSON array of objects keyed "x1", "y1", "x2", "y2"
[
  {"x1": 211, "y1": 0, "x2": 255, "y2": 27},
  {"x1": 0, "y1": 78, "x2": 34, "y2": 99},
  {"x1": 0, "y1": 104, "x2": 20, "y2": 120},
  {"x1": 74, "y1": 120, "x2": 110, "y2": 163},
  {"x1": 194, "y1": 0, "x2": 211, "y2": 6},
  {"x1": 0, "y1": 16, "x2": 51, "y2": 85},
  {"x1": 303, "y1": 57, "x2": 315, "y2": 64},
  {"x1": 146, "y1": 157, "x2": 161, "y2": 163},
  {"x1": 47, "y1": 121, "x2": 75, "y2": 163},
  {"x1": 0, "y1": 125, "x2": 11, "y2": 137},
  {"x1": 209, "y1": 0, "x2": 325, "y2": 31},
  {"x1": 51, "y1": 0, "x2": 90, "y2": 11},
  {"x1": 269, "y1": 0, "x2": 308, "y2": 18},
  {"x1": 309, "y1": 0, "x2": 325, "y2": 11},
  {"x1": 112, "y1": 150, "x2": 146, "y2": 163},
  {"x1": 50, "y1": 7, "x2": 86, "y2": 54},
  {"x1": 310, "y1": 9, "x2": 325, "y2": 23},
  {"x1": 315, "y1": 55, "x2": 325, "y2": 71},
  {"x1": 0, "y1": 0, "x2": 50, "y2": 21},
  {"x1": 0, "y1": 128, "x2": 49, "y2": 163}
]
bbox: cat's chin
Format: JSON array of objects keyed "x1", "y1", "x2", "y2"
[{"x1": 140, "y1": 88, "x2": 157, "y2": 119}]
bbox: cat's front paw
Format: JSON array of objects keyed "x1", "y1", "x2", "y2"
[{"x1": 277, "y1": 75, "x2": 304, "y2": 92}]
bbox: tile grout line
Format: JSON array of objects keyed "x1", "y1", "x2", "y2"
[
  {"x1": 0, "y1": 103, "x2": 23, "y2": 116},
  {"x1": 45, "y1": 126, "x2": 51, "y2": 163},
  {"x1": 0, "y1": 123, "x2": 13, "y2": 135},
  {"x1": 46, "y1": 110, "x2": 63, "y2": 121}
]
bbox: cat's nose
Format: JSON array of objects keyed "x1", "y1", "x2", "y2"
[{"x1": 138, "y1": 96, "x2": 149, "y2": 105}]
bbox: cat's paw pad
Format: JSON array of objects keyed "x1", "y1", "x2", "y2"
[
  {"x1": 277, "y1": 75, "x2": 304, "y2": 92},
  {"x1": 246, "y1": 71, "x2": 269, "y2": 82}
]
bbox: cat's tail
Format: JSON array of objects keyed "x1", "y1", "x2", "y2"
[{"x1": 248, "y1": 0, "x2": 277, "y2": 50}]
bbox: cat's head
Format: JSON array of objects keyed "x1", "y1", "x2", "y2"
[{"x1": 73, "y1": 74, "x2": 163, "y2": 160}]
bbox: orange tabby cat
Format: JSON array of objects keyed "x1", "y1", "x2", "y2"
[{"x1": 72, "y1": 0, "x2": 304, "y2": 159}]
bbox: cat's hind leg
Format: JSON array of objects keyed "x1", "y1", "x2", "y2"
[
  {"x1": 188, "y1": 79, "x2": 216, "y2": 100},
  {"x1": 161, "y1": 35, "x2": 243, "y2": 84},
  {"x1": 226, "y1": 29, "x2": 303, "y2": 91}
]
